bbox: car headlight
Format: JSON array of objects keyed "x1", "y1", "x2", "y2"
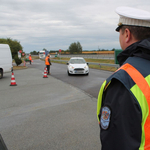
[
  {"x1": 69, "y1": 65, "x2": 74, "y2": 69},
  {"x1": 84, "y1": 65, "x2": 88, "y2": 69}
]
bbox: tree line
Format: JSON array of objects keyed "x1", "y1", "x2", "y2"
[
  {"x1": 30, "y1": 41, "x2": 83, "y2": 55},
  {"x1": 30, "y1": 41, "x2": 115, "y2": 55},
  {"x1": 0, "y1": 38, "x2": 115, "y2": 65},
  {"x1": 0, "y1": 38, "x2": 23, "y2": 59},
  {"x1": 0, "y1": 38, "x2": 23, "y2": 66}
]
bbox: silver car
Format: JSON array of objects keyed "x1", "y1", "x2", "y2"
[{"x1": 67, "y1": 57, "x2": 89, "y2": 76}]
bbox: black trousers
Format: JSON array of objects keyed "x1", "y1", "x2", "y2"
[{"x1": 46, "y1": 65, "x2": 50, "y2": 74}]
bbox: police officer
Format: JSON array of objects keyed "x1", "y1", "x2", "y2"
[
  {"x1": 97, "y1": 7, "x2": 150, "y2": 149},
  {"x1": 45, "y1": 54, "x2": 51, "y2": 75}
]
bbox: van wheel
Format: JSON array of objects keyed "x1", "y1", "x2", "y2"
[{"x1": 0, "y1": 70, "x2": 3, "y2": 79}]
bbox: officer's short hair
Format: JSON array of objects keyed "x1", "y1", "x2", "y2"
[{"x1": 120, "y1": 26, "x2": 150, "y2": 41}]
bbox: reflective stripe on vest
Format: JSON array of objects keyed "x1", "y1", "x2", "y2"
[
  {"x1": 97, "y1": 80, "x2": 106, "y2": 123},
  {"x1": 97, "y1": 63, "x2": 150, "y2": 149}
]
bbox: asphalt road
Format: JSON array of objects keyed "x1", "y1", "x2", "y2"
[
  {"x1": 0, "y1": 59, "x2": 113, "y2": 150},
  {"x1": 29, "y1": 59, "x2": 113, "y2": 98}
]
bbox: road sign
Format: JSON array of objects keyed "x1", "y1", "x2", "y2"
[
  {"x1": 19, "y1": 50, "x2": 22, "y2": 53},
  {"x1": 59, "y1": 49, "x2": 61, "y2": 52}
]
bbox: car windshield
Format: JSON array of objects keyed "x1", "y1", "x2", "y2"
[{"x1": 69, "y1": 58, "x2": 86, "y2": 64}]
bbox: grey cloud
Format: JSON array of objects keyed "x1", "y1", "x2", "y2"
[{"x1": 0, "y1": 0, "x2": 150, "y2": 52}]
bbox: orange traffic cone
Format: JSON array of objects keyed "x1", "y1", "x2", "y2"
[
  {"x1": 43, "y1": 68, "x2": 48, "y2": 78},
  {"x1": 10, "y1": 72, "x2": 17, "y2": 86}
]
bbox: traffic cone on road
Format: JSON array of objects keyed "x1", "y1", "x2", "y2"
[
  {"x1": 10, "y1": 72, "x2": 17, "y2": 86},
  {"x1": 43, "y1": 68, "x2": 48, "y2": 78}
]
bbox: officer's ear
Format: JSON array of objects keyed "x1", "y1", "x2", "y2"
[{"x1": 124, "y1": 28, "x2": 131, "y2": 43}]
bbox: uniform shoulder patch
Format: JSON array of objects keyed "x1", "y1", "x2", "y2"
[{"x1": 100, "y1": 106, "x2": 111, "y2": 130}]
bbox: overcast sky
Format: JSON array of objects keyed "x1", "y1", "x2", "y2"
[{"x1": 1, "y1": 0, "x2": 150, "y2": 53}]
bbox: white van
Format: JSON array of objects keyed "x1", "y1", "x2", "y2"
[{"x1": 0, "y1": 44, "x2": 13, "y2": 79}]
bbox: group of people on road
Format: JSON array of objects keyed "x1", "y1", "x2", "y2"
[{"x1": 28, "y1": 54, "x2": 51, "y2": 75}]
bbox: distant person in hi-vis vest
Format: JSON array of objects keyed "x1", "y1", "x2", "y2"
[
  {"x1": 45, "y1": 54, "x2": 51, "y2": 75},
  {"x1": 29, "y1": 54, "x2": 32, "y2": 65}
]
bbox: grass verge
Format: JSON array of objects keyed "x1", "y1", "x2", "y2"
[
  {"x1": 13, "y1": 55, "x2": 39, "y2": 70},
  {"x1": 13, "y1": 66, "x2": 27, "y2": 70}
]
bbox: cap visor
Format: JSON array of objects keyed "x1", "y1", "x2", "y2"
[{"x1": 116, "y1": 26, "x2": 121, "y2": 32}]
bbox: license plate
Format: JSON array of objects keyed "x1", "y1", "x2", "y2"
[{"x1": 75, "y1": 71, "x2": 83, "y2": 73}]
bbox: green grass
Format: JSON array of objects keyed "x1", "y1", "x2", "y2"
[
  {"x1": 89, "y1": 64, "x2": 116, "y2": 72},
  {"x1": 52, "y1": 57, "x2": 114, "y2": 64},
  {"x1": 85, "y1": 58, "x2": 114, "y2": 64},
  {"x1": 31, "y1": 56, "x2": 39, "y2": 60}
]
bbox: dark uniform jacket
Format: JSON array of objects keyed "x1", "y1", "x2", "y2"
[{"x1": 99, "y1": 38, "x2": 150, "y2": 150}]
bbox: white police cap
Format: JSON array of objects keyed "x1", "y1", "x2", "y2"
[{"x1": 115, "y1": 6, "x2": 150, "y2": 31}]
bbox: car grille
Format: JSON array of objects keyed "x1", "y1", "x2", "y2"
[
  {"x1": 74, "y1": 68, "x2": 84, "y2": 74},
  {"x1": 74, "y1": 68, "x2": 84, "y2": 71}
]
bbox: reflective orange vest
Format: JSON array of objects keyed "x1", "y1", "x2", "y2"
[
  {"x1": 119, "y1": 63, "x2": 150, "y2": 149},
  {"x1": 45, "y1": 56, "x2": 50, "y2": 65},
  {"x1": 97, "y1": 58, "x2": 150, "y2": 149},
  {"x1": 29, "y1": 56, "x2": 32, "y2": 60}
]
